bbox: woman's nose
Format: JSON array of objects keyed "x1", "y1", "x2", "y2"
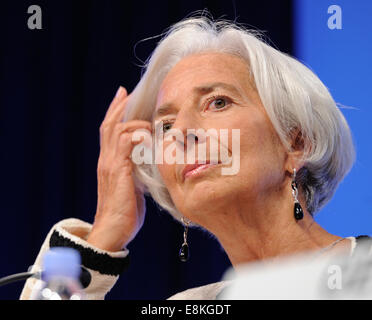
[
  {"x1": 185, "y1": 132, "x2": 199, "y2": 148},
  {"x1": 173, "y1": 121, "x2": 210, "y2": 152},
  {"x1": 174, "y1": 128, "x2": 200, "y2": 150},
  {"x1": 171, "y1": 111, "x2": 203, "y2": 147}
]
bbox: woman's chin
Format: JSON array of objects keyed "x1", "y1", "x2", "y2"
[{"x1": 180, "y1": 185, "x2": 229, "y2": 212}]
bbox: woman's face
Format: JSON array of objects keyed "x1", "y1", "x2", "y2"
[{"x1": 153, "y1": 52, "x2": 289, "y2": 227}]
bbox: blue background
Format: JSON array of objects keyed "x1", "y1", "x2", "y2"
[{"x1": 294, "y1": 0, "x2": 372, "y2": 236}]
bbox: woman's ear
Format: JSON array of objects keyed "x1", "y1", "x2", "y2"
[
  {"x1": 290, "y1": 127, "x2": 305, "y2": 151},
  {"x1": 285, "y1": 127, "x2": 306, "y2": 173}
]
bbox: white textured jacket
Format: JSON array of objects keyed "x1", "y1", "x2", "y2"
[
  {"x1": 20, "y1": 218, "x2": 232, "y2": 300},
  {"x1": 20, "y1": 218, "x2": 370, "y2": 300}
]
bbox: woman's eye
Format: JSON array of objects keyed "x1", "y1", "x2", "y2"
[
  {"x1": 162, "y1": 121, "x2": 173, "y2": 132},
  {"x1": 153, "y1": 120, "x2": 174, "y2": 137},
  {"x1": 207, "y1": 96, "x2": 230, "y2": 111}
]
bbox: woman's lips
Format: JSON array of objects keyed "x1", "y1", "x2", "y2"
[{"x1": 182, "y1": 163, "x2": 220, "y2": 181}]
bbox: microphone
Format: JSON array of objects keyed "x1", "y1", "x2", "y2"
[
  {"x1": 0, "y1": 271, "x2": 40, "y2": 287},
  {"x1": 0, "y1": 266, "x2": 91, "y2": 288}
]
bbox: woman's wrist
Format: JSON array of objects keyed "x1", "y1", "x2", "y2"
[{"x1": 86, "y1": 227, "x2": 129, "y2": 252}]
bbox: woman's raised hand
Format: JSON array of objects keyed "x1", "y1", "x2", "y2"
[{"x1": 86, "y1": 86, "x2": 152, "y2": 252}]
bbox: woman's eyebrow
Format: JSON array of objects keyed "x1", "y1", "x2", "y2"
[
  {"x1": 193, "y1": 81, "x2": 242, "y2": 96},
  {"x1": 153, "y1": 82, "x2": 241, "y2": 120},
  {"x1": 153, "y1": 103, "x2": 178, "y2": 120}
]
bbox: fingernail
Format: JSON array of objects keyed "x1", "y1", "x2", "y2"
[{"x1": 115, "y1": 86, "x2": 126, "y2": 99}]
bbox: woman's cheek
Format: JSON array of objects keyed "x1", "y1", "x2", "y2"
[{"x1": 157, "y1": 162, "x2": 176, "y2": 188}]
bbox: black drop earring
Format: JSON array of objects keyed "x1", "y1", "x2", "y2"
[
  {"x1": 179, "y1": 217, "x2": 190, "y2": 262},
  {"x1": 291, "y1": 168, "x2": 304, "y2": 220}
]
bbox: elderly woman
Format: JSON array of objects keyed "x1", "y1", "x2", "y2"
[{"x1": 20, "y1": 16, "x2": 364, "y2": 300}]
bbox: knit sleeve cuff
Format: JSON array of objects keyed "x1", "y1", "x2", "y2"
[
  {"x1": 50, "y1": 219, "x2": 130, "y2": 276},
  {"x1": 20, "y1": 218, "x2": 129, "y2": 300}
]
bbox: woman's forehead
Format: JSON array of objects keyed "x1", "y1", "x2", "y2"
[
  {"x1": 152, "y1": 52, "x2": 255, "y2": 117},
  {"x1": 158, "y1": 53, "x2": 247, "y2": 92}
]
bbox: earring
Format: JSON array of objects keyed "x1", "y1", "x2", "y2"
[
  {"x1": 291, "y1": 168, "x2": 304, "y2": 220},
  {"x1": 179, "y1": 217, "x2": 190, "y2": 262}
]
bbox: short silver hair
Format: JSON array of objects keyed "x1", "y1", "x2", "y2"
[{"x1": 123, "y1": 15, "x2": 356, "y2": 223}]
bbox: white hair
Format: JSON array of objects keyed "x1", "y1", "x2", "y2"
[{"x1": 123, "y1": 14, "x2": 356, "y2": 223}]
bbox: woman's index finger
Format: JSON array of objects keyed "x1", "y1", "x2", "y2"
[{"x1": 103, "y1": 86, "x2": 129, "y2": 121}]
